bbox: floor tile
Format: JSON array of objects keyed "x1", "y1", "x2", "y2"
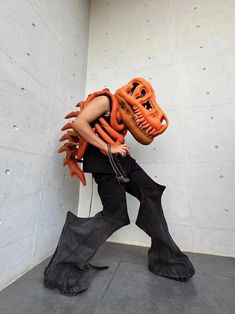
[
  {"x1": 0, "y1": 242, "x2": 234, "y2": 314},
  {"x1": 95, "y1": 261, "x2": 221, "y2": 314}
]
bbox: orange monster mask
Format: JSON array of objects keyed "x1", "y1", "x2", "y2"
[
  {"x1": 115, "y1": 77, "x2": 168, "y2": 145},
  {"x1": 58, "y1": 77, "x2": 168, "y2": 185}
]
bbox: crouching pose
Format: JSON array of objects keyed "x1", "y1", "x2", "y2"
[{"x1": 43, "y1": 77, "x2": 195, "y2": 296}]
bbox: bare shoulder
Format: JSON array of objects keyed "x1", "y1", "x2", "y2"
[
  {"x1": 74, "y1": 94, "x2": 110, "y2": 124},
  {"x1": 93, "y1": 95, "x2": 111, "y2": 110}
]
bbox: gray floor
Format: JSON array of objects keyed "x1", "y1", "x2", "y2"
[{"x1": 0, "y1": 242, "x2": 234, "y2": 314}]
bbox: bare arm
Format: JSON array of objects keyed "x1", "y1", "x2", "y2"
[{"x1": 72, "y1": 95, "x2": 130, "y2": 156}]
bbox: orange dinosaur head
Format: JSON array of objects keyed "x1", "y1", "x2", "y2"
[{"x1": 114, "y1": 77, "x2": 168, "y2": 145}]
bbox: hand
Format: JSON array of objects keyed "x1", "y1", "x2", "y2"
[{"x1": 109, "y1": 144, "x2": 130, "y2": 157}]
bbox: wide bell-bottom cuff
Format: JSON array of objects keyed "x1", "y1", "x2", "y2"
[
  {"x1": 147, "y1": 235, "x2": 195, "y2": 281},
  {"x1": 135, "y1": 185, "x2": 195, "y2": 281},
  {"x1": 43, "y1": 210, "x2": 129, "y2": 296}
]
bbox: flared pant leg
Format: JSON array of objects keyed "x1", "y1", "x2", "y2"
[
  {"x1": 125, "y1": 160, "x2": 195, "y2": 280},
  {"x1": 43, "y1": 174, "x2": 130, "y2": 295}
]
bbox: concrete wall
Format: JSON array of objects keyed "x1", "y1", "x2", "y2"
[
  {"x1": 79, "y1": 0, "x2": 235, "y2": 257},
  {"x1": 0, "y1": 0, "x2": 90, "y2": 290}
]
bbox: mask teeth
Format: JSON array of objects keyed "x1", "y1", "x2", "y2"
[
  {"x1": 149, "y1": 128, "x2": 156, "y2": 135},
  {"x1": 133, "y1": 106, "x2": 141, "y2": 113},
  {"x1": 146, "y1": 126, "x2": 153, "y2": 133},
  {"x1": 141, "y1": 121, "x2": 150, "y2": 128},
  {"x1": 138, "y1": 116, "x2": 145, "y2": 123}
]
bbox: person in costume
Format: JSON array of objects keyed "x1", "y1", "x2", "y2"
[{"x1": 43, "y1": 77, "x2": 195, "y2": 296}]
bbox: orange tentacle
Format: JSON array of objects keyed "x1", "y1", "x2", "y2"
[
  {"x1": 95, "y1": 123, "x2": 116, "y2": 145},
  {"x1": 98, "y1": 117, "x2": 125, "y2": 143}
]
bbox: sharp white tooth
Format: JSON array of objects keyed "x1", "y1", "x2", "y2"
[{"x1": 149, "y1": 108, "x2": 152, "y2": 111}]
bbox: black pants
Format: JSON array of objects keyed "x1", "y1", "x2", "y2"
[{"x1": 43, "y1": 157, "x2": 195, "y2": 295}]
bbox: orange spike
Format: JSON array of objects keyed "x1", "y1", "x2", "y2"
[
  {"x1": 64, "y1": 111, "x2": 80, "y2": 119},
  {"x1": 59, "y1": 133, "x2": 70, "y2": 141},
  {"x1": 77, "y1": 139, "x2": 88, "y2": 159},
  {"x1": 58, "y1": 144, "x2": 67, "y2": 153},
  {"x1": 67, "y1": 160, "x2": 86, "y2": 185},
  {"x1": 61, "y1": 122, "x2": 74, "y2": 131}
]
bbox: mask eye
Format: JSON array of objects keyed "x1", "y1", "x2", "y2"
[
  {"x1": 136, "y1": 89, "x2": 146, "y2": 99},
  {"x1": 129, "y1": 82, "x2": 139, "y2": 95},
  {"x1": 142, "y1": 101, "x2": 151, "y2": 110}
]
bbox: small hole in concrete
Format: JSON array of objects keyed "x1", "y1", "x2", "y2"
[
  {"x1": 197, "y1": 25, "x2": 200, "y2": 28},
  {"x1": 214, "y1": 145, "x2": 219, "y2": 149},
  {"x1": 206, "y1": 91, "x2": 210, "y2": 94},
  {"x1": 21, "y1": 87, "x2": 26, "y2": 92},
  {"x1": 219, "y1": 174, "x2": 224, "y2": 179},
  {"x1": 26, "y1": 52, "x2": 30, "y2": 56},
  {"x1": 13, "y1": 125, "x2": 18, "y2": 130},
  {"x1": 145, "y1": 4, "x2": 148, "y2": 7},
  {"x1": 147, "y1": 38, "x2": 150, "y2": 41},
  {"x1": 146, "y1": 19, "x2": 149, "y2": 22},
  {"x1": 194, "y1": 6, "x2": 197, "y2": 10},
  {"x1": 5, "y1": 169, "x2": 11, "y2": 175},
  {"x1": 149, "y1": 77, "x2": 152, "y2": 80},
  {"x1": 32, "y1": 23, "x2": 36, "y2": 27},
  {"x1": 105, "y1": 49, "x2": 108, "y2": 52},
  {"x1": 74, "y1": 52, "x2": 77, "y2": 56},
  {"x1": 224, "y1": 208, "x2": 229, "y2": 213},
  {"x1": 105, "y1": 32, "x2": 109, "y2": 35},
  {"x1": 73, "y1": 73, "x2": 75, "y2": 77},
  {"x1": 148, "y1": 56, "x2": 151, "y2": 59},
  {"x1": 153, "y1": 147, "x2": 156, "y2": 150},
  {"x1": 203, "y1": 67, "x2": 206, "y2": 71},
  {"x1": 210, "y1": 116, "x2": 214, "y2": 120},
  {"x1": 200, "y1": 46, "x2": 203, "y2": 49}
]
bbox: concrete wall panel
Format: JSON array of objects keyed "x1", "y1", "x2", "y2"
[
  {"x1": 0, "y1": 0, "x2": 90, "y2": 290},
  {"x1": 82, "y1": 0, "x2": 235, "y2": 257}
]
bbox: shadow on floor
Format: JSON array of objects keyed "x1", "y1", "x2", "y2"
[{"x1": 0, "y1": 242, "x2": 234, "y2": 314}]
